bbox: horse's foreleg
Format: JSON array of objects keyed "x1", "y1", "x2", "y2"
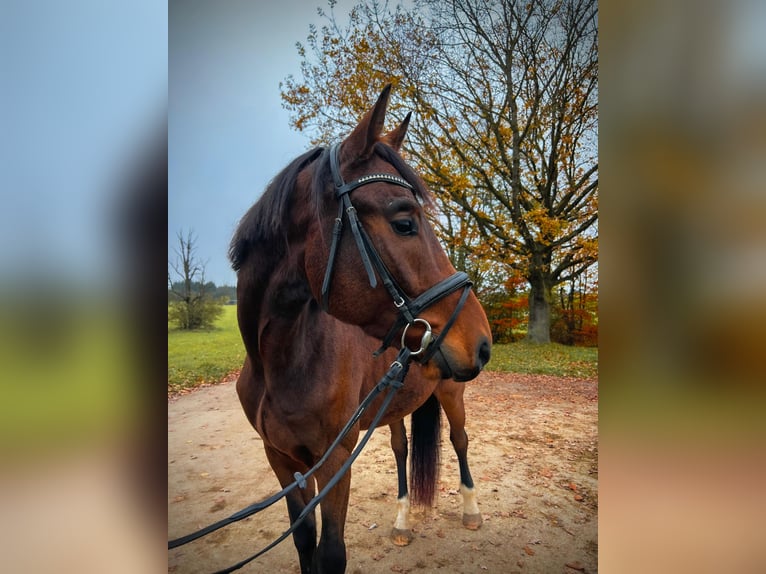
[
  {"x1": 389, "y1": 420, "x2": 413, "y2": 546},
  {"x1": 435, "y1": 382, "x2": 483, "y2": 530},
  {"x1": 264, "y1": 446, "x2": 317, "y2": 574},
  {"x1": 313, "y1": 445, "x2": 354, "y2": 574}
]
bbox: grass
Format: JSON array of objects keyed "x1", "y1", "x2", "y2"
[
  {"x1": 487, "y1": 340, "x2": 598, "y2": 378},
  {"x1": 168, "y1": 307, "x2": 597, "y2": 394},
  {"x1": 168, "y1": 305, "x2": 245, "y2": 393}
]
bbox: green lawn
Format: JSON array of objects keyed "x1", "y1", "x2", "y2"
[
  {"x1": 487, "y1": 340, "x2": 598, "y2": 378},
  {"x1": 168, "y1": 305, "x2": 245, "y2": 393},
  {"x1": 168, "y1": 306, "x2": 597, "y2": 393}
]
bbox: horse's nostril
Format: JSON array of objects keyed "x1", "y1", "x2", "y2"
[{"x1": 477, "y1": 338, "x2": 491, "y2": 368}]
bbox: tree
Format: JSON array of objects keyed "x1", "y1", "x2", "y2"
[
  {"x1": 281, "y1": 0, "x2": 598, "y2": 343},
  {"x1": 483, "y1": 272, "x2": 529, "y2": 343},
  {"x1": 168, "y1": 230, "x2": 223, "y2": 329},
  {"x1": 551, "y1": 264, "x2": 598, "y2": 346}
]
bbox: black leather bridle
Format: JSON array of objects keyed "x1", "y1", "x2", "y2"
[{"x1": 321, "y1": 142, "x2": 473, "y2": 361}]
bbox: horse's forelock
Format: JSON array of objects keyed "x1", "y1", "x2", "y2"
[{"x1": 372, "y1": 142, "x2": 433, "y2": 209}]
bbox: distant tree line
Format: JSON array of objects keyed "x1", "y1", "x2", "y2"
[{"x1": 167, "y1": 281, "x2": 236, "y2": 304}]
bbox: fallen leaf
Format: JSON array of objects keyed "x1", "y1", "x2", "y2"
[
  {"x1": 565, "y1": 560, "x2": 585, "y2": 571},
  {"x1": 523, "y1": 545, "x2": 536, "y2": 556}
]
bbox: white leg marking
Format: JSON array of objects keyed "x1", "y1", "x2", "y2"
[
  {"x1": 393, "y1": 494, "x2": 410, "y2": 530},
  {"x1": 460, "y1": 484, "x2": 480, "y2": 515},
  {"x1": 391, "y1": 494, "x2": 413, "y2": 545}
]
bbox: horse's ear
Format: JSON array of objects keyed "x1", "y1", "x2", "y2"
[
  {"x1": 383, "y1": 111, "x2": 411, "y2": 152},
  {"x1": 343, "y1": 84, "x2": 392, "y2": 160}
]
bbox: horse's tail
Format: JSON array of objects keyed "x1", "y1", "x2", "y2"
[{"x1": 410, "y1": 393, "x2": 441, "y2": 507}]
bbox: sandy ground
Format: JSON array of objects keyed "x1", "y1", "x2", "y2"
[{"x1": 168, "y1": 371, "x2": 598, "y2": 574}]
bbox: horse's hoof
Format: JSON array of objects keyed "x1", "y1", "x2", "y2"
[
  {"x1": 462, "y1": 513, "x2": 483, "y2": 530},
  {"x1": 391, "y1": 528, "x2": 414, "y2": 546}
]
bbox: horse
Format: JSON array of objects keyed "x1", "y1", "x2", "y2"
[{"x1": 228, "y1": 84, "x2": 491, "y2": 573}]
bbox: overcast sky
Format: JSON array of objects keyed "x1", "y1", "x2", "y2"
[
  {"x1": 169, "y1": 0, "x2": 357, "y2": 286},
  {"x1": 1, "y1": 1, "x2": 166, "y2": 287}
]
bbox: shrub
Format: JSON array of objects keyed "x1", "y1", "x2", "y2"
[{"x1": 168, "y1": 296, "x2": 224, "y2": 330}]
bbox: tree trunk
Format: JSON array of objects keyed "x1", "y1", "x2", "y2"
[{"x1": 527, "y1": 255, "x2": 552, "y2": 343}]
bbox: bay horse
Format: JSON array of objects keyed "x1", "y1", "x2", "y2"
[{"x1": 229, "y1": 85, "x2": 491, "y2": 573}]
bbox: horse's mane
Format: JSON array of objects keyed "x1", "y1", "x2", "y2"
[
  {"x1": 228, "y1": 147, "x2": 324, "y2": 271},
  {"x1": 228, "y1": 141, "x2": 433, "y2": 273}
]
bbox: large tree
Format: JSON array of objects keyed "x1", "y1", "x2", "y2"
[{"x1": 282, "y1": 0, "x2": 598, "y2": 342}]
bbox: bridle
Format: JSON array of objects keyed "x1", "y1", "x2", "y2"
[{"x1": 321, "y1": 142, "x2": 473, "y2": 361}]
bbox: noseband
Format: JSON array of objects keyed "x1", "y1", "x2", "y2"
[{"x1": 320, "y1": 142, "x2": 473, "y2": 360}]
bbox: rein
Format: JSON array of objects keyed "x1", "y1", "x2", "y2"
[{"x1": 169, "y1": 141, "x2": 476, "y2": 572}]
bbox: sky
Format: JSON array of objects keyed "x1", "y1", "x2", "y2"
[
  {"x1": 1, "y1": 0, "x2": 167, "y2": 287},
  {"x1": 169, "y1": 0, "x2": 357, "y2": 287}
]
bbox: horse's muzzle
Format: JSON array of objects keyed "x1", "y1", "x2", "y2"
[{"x1": 433, "y1": 336, "x2": 491, "y2": 382}]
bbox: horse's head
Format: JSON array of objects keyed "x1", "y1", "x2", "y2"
[{"x1": 304, "y1": 85, "x2": 491, "y2": 381}]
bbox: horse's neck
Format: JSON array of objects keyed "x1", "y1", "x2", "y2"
[{"x1": 237, "y1": 245, "x2": 314, "y2": 359}]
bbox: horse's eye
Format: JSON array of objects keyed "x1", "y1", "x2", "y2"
[{"x1": 391, "y1": 219, "x2": 417, "y2": 236}]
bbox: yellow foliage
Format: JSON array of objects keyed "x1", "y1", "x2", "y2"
[{"x1": 279, "y1": 0, "x2": 598, "y2": 301}]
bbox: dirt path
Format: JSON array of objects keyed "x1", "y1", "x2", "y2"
[{"x1": 168, "y1": 371, "x2": 598, "y2": 573}]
